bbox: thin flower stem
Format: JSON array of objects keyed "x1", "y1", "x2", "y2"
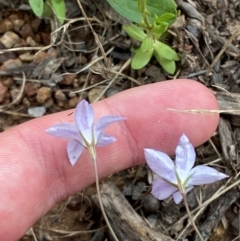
[
  {"x1": 181, "y1": 191, "x2": 205, "y2": 241},
  {"x1": 92, "y1": 155, "x2": 119, "y2": 241}
]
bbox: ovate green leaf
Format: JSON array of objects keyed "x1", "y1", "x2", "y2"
[
  {"x1": 51, "y1": 0, "x2": 66, "y2": 24},
  {"x1": 29, "y1": 0, "x2": 44, "y2": 17},
  {"x1": 153, "y1": 40, "x2": 179, "y2": 61},
  {"x1": 141, "y1": 37, "x2": 153, "y2": 51},
  {"x1": 123, "y1": 25, "x2": 146, "y2": 42},
  {"x1": 154, "y1": 50, "x2": 176, "y2": 74},
  {"x1": 131, "y1": 47, "x2": 153, "y2": 69}
]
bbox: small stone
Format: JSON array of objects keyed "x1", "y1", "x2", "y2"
[
  {"x1": 0, "y1": 59, "x2": 22, "y2": 71},
  {"x1": 36, "y1": 87, "x2": 51, "y2": 103},
  {"x1": 0, "y1": 82, "x2": 8, "y2": 103},
  {"x1": 2, "y1": 77, "x2": 13, "y2": 88},
  {"x1": 24, "y1": 82, "x2": 38, "y2": 97},
  {"x1": 142, "y1": 194, "x2": 160, "y2": 213},
  {"x1": 22, "y1": 97, "x2": 30, "y2": 106},
  {"x1": 68, "y1": 97, "x2": 79, "y2": 108},
  {"x1": 19, "y1": 52, "x2": 34, "y2": 62},
  {"x1": 12, "y1": 19, "x2": 25, "y2": 33},
  {"x1": 0, "y1": 31, "x2": 20, "y2": 48},
  {"x1": 88, "y1": 88, "x2": 104, "y2": 103},
  {"x1": 26, "y1": 36, "x2": 37, "y2": 47},
  {"x1": 33, "y1": 51, "x2": 48, "y2": 63},
  {"x1": 0, "y1": 19, "x2": 13, "y2": 33},
  {"x1": 0, "y1": 42, "x2": 17, "y2": 64},
  {"x1": 61, "y1": 74, "x2": 76, "y2": 85},
  {"x1": 41, "y1": 32, "x2": 50, "y2": 45},
  {"x1": 19, "y1": 23, "x2": 34, "y2": 39},
  {"x1": 44, "y1": 98, "x2": 54, "y2": 108},
  {"x1": 57, "y1": 100, "x2": 65, "y2": 107},
  {"x1": 31, "y1": 18, "x2": 42, "y2": 33},
  {"x1": 54, "y1": 89, "x2": 66, "y2": 101},
  {"x1": 68, "y1": 91, "x2": 76, "y2": 98},
  {"x1": 28, "y1": 106, "x2": 46, "y2": 117},
  {"x1": 90, "y1": 74, "x2": 101, "y2": 85}
]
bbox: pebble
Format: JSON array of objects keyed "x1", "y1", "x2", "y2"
[
  {"x1": 142, "y1": 194, "x2": 160, "y2": 213},
  {"x1": 19, "y1": 23, "x2": 34, "y2": 39},
  {"x1": 61, "y1": 74, "x2": 76, "y2": 85},
  {"x1": 28, "y1": 106, "x2": 46, "y2": 117},
  {"x1": 36, "y1": 87, "x2": 51, "y2": 103},
  {"x1": 0, "y1": 31, "x2": 20, "y2": 48},
  {"x1": 19, "y1": 52, "x2": 34, "y2": 62},
  {"x1": 33, "y1": 51, "x2": 48, "y2": 63},
  {"x1": 24, "y1": 82, "x2": 38, "y2": 97},
  {"x1": 31, "y1": 18, "x2": 42, "y2": 33},
  {"x1": 0, "y1": 19, "x2": 13, "y2": 33},
  {"x1": 12, "y1": 19, "x2": 25, "y2": 33},
  {"x1": 0, "y1": 59, "x2": 22, "y2": 71},
  {"x1": 26, "y1": 36, "x2": 37, "y2": 47},
  {"x1": 2, "y1": 77, "x2": 13, "y2": 88},
  {"x1": 88, "y1": 88, "x2": 104, "y2": 103},
  {"x1": 0, "y1": 42, "x2": 17, "y2": 64},
  {"x1": 68, "y1": 97, "x2": 79, "y2": 108},
  {"x1": 0, "y1": 82, "x2": 8, "y2": 103},
  {"x1": 54, "y1": 89, "x2": 66, "y2": 101}
]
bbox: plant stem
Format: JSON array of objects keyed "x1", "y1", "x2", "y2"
[
  {"x1": 92, "y1": 155, "x2": 119, "y2": 241},
  {"x1": 139, "y1": 0, "x2": 152, "y2": 30},
  {"x1": 181, "y1": 191, "x2": 205, "y2": 241}
]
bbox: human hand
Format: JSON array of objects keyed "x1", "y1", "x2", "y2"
[{"x1": 0, "y1": 79, "x2": 219, "y2": 241}]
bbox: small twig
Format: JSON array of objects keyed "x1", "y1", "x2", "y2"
[
  {"x1": 206, "y1": 26, "x2": 240, "y2": 76},
  {"x1": 89, "y1": 145, "x2": 119, "y2": 241},
  {"x1": 94, "y1": 58, "x2": 131, "y2": 102},
  {"x1": 76, "y1": 0, "x2": 110, "y2": 69}
]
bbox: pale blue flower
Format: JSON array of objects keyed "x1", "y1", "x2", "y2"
[
  {"x1": 46, "y1": 100, "x2": 125, "y2": 165},
  {"x1": 144, "y1": 134, "x2": 228, "y2": 204}
]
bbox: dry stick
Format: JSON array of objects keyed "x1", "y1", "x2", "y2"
[
  {"x1": 181, "y1": 191, "x2": 205, "y2": 241},
  {"x1": 76, "y1": 0, "x2": 110, "y2": 69},
  {"x1": 174, "y1": 177, "x2": 240, "y2": 239},
  {"x1": 88, "y1": 145, "x2": 119, "y2": 241},
  {"x1": 94, "y1": 58, "x2": 131, "y2": 102},
  {"x1": 206, "y1": 26, "x2": 240, "y2": 76}
]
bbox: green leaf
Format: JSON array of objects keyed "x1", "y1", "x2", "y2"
[
  {"x1": 153, "y1": 40, "x2": 179, "y2": 61},
  {"x1": 106, "y1": 0, "x2": 178, "y2": 24},
  {"x1": 29, "y1": 0, "x2": 44, "y2": 17},
  {"x1": 155, "y1": 13, "x2": 175, "y2": 23},
  {"x1": 123, "y1": 24, "x2": 146, "y2": 42},
  {"x1": 154, "y1": 50, "x2": 176, "y2": 74},
  {"x1": 141, "y1": 37, "x2": 153, "y2": 51},
  {"x1": 51, "y1": 0, "x2": 66, "y2": 24},
  {"x1": 131, "y1": 47, "x2": 153, "y2": 69}
]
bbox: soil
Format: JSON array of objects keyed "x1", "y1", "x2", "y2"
[{"x1": 1, "y1": 0, "x2": 240, "y2": 241}]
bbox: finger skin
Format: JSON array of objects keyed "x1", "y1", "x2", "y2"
[{"x1": 0, "y1": 79, "x2": 219, "y2": 240}]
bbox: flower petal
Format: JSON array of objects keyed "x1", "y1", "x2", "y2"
[
  {"x1": 46, "y1": 123, "x2": 81, "y2": 141},
  {"x1": 67, "y1": 139, "x2": 85, "y2": 165},
  {"x1": 175, "y1": 134, "x2": 196, "y2": 179},
  {"x1": 144, "y1": 148, "x2": 176, "y2": 184},
  {"x1": 94, "y1": 115, "x2": 126, "y2": 144},
  {"x1": 188, "y1": 165, "x2": 229, "y2": 186},
  {"x1": 172, "y1": 186, "x2": 193, "y2": 204},
  {"x1": 172, "y1": 191, "x2": 183, "y2": 204},
  {"x1": 75, "y1": 100, "x2": 94, "y2": 144},
  {"x1": 151, "y1": 177, "x2": 177, "y2": 200},
  {"x1": 97, "y1": 134, "x2": 117, "y2": 147}
]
